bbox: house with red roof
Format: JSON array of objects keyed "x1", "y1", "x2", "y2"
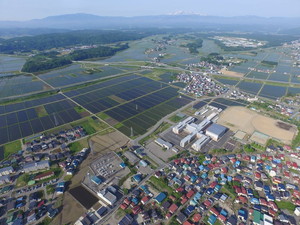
[
  {"x1": 235, "y1": 196, "x2": 247, "y2": 204},
  {"x1": 183, "y1": 221, "x2": 194, "y2": 225},
  {"x1": 132, "y1": 206, "x2": 141, "y2": 215},
  {"x1": 255, "y1": 172, "x2": 261, "y2": 180},
  {"x1": 210, "y1": 207, "x2": 219, "y2": 216},
  {"x1": 193, "y1": 213, "x2": 202, "y2": 223},
  {"x1": 259, "y1": 198, "x2": 268, "y2": 206},
  {"x1": 141, "y1": 196, "x2": 151, "y2": 205},
  {"x1": 165, "y1": 212, "x2": 172, "y2": 219},
  {"x1": 204, "y1": 199, "x2": 212, "y2": 208},
  {"x1": 169, "y1": 203, "x2": 178, "y2": 214},
  {"x1": 120, "y1": 203, "x2": 128, "y2": 210},
  {"x1": 186, "y1": 190, "x2": 195, "y2": 199},
  {"x1": 218, "y1": 214, "x2": 227, "y2": 223}
]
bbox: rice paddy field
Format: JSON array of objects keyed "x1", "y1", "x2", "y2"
[
  {"x1": 0, "y1": 93, "x2": 84, "y2": 145},
  {"x1": 0, "y1": 74, "x2": 47, "y2": 98},
  {"x1": 65, "y1": 74, "x2": 193, "y2": 137},
  {"x1": 259, "y1": 85, "x2": 287, "y2": 100},
  {"x1": 0, "y1": 55, "x2": 26, "y2": 72},
  {"x1": 38, "y1": 64, "x2": 131, "y2": 88},
  {"x1": 216, "y1": 45, "x2": 300, "y2": 99},
  {"x1": 0, "y1": 73, "x2": 193, "y2": 145},
  {"x1": 100, "y1": 38, "x2": 155, "y2": 62},
  {"x1": 236, "y1": 81, "x2": 263, "y2": 95}
]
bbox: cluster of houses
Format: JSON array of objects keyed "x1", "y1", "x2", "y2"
[
  {"x1": 25, "y1": 126, "x2": 86, "y2": 153},
  {"x1": 58, "y1": 147, "x2": 89, "y2": 175},
  {"x1": 1, "y1": 191, "x2": 58, "y2": 224},
  {"x1": 176, "y1": 72, "x2": 228, "y2": 97},
  {"x1": 0, "y1": 127, "x2": 89, "y2": 224},
  {"x1": 117, "y1": 147, "x2": 300, "y2": 225}
]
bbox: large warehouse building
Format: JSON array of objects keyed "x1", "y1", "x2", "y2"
[{"x1": 206, "y1": 124, "x2": 227, "y2": 141}]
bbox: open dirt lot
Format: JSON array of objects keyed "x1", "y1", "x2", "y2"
[
  {"x1": 220, "y1": 68, "x2": 244, "y2": 77},
  {"x1": 217, "y1": 106, "x2": 298, "y2": 144},
  {"x1": 51, "y1": 131, "x2": 129, "y2": 225},
  {"x1": 90, "y1": 131, "x2": 129, "y2": 152}
]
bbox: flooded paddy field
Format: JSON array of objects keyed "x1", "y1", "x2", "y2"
[
  {"x1": 69, "y1": 185, "x2": 99, "y2": 209},
  {"x1": 0, "y1": 55, "x2": 26, "y2": 72},
  {"x1": 259, "y1": 85, "x2": 287, "y2": 100}
]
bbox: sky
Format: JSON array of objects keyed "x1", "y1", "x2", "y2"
[{"x1": 0, "y1": 0, "x2": 299, "y2": 21}]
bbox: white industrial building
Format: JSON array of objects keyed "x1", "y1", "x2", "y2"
[
  {"x1": 0, "y1": 166, "x2": 14, "y2": 176},
  {"x1": 192, "y1": 134, "x2": 211, "y2": 151},
  {"x1": 97, "y1": 187, "x2": 117, "y2": 206},
  {"x1": 172, "y1": 116, "x2": 195, "y2": 134},
  {"x1": 22, "y1": 160, "x2": 50, "y2": 173},
  {"x1": 155, "y1": 138, "x2": 172, "y2": 150},
  {"x1": 180, "y1": 131, "x2": 197, "y2": 147},
  {"x1": 205, "y1": 124, "x2": 227, "y2": 141}
]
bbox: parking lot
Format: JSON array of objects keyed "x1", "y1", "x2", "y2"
[
  {"x1": 83, "y1": 152, "x2": 130, "y2": 193},
  {"x1": 90, "y1": 152, "x2": 124, "y2": 180},
  {"x1": 201, "y1": 130, "x2": 234, "y2": 153}
]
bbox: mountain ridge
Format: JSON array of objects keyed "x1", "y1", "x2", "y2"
[{"x1": 1, "y1": 13, "x2": 300, "y2": 33}]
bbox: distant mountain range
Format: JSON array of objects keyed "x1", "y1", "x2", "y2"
[{"x1": 1, "y1": 13, "x2": 300, "y2": 34}]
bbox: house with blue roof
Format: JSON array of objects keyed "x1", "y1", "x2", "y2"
[
  {"x1": 238, "y1": 208, "x2": 248, "y2": 222},
  {"x1": 266, "y1": 194, "x2": 275, "y2": 202},
  {"x1": 201, "y1": 173, "x2": 208, "y2": 179},
  {"x1": 234, "y1": 161, "x2": 241, "y2": 168},
  {"x1": 184, "y1": 205, "x2": 195, "y2": 216},
  {"x1": 214, "y1": 185, "x2": 221, "y2": 192},
  {"x1": 190, "y1": 175, "x2": 198, "y2": 183},
  {"x1": 220, "y1": 209, "x2": 228, "y2": 217},
  {"x1": 250, "y1": 198, "x2": 259, "y2": 205},
  {"x1": 208, "y1": 214, "x2": 217, "y2": 225},
  {"x1": 194, "y1": 192, "x2": 202, "y2": 200},
  {"x1": 133, "y1": 174, "x2": 142, "y2": 183},
  {"x1": 91, "y1": 175, "x2": 103, "y2": 185},
  {"x1": 155, "y1": 192, "x2": 167, "y2": 203},
  {"x1": 278, "y1": 183, "x2": 286, "y2": 191},
  {"x1": 198, "y1": 165, "x2": 204, "y2": 171}
]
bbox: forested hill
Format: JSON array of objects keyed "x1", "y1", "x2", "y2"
[
  {"x1": 0, "y1": 30, "x2": 150, "y2": 53},
  {"x1": 21, "y1": 44, "x2": 129, "y2": 73}
]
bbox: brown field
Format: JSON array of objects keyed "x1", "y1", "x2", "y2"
[
  {"x1": 90, "y1": 130, "x2": 129, "y2": 151},
  {"x1": 51, "y1": 131, "x2": 129, "y2": 225},
  {"x1": 220, "y1": 68, "x2": 244, "y2": 77},
  {"x1": 217, "y1": 106, "x2": 297, "y2": 144}
]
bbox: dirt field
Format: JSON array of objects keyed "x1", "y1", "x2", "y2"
[
  {"x1": 90, "y1": 131, "x2": 129, "y2": 151},
  {"x1": 217, "y1": 106, "x2": 297, "y2": 144},
  {"x1": 51, "y1": 131, "x2": 129, "y2": 225},
  {"x1": 220, "y1": 68, "x2": 244, "y2": 77}
]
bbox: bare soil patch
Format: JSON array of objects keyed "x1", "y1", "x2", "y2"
[
  {"x1": 220, "y1": 68, "x2": 244, "y2": 77},
  {"x1": 218, "y1": 106, "x2": 297, "y2": 144}
]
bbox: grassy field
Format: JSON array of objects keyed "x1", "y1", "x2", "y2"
[
  {"x1": 35, "y1": 105, "x2": 48, "y2": 117},
  {"x1": 4, "y1": 140, "x2": 22, "y2": 159},
  {"x1": 74, "y1": 106, "x2": 88, "y2": 114},
  {"x1": 71, "y1": 117, "x2": 109, "y2": 135},
  {"x1": 68, "y1": 137, "x2": 89, "y2": 153},
  {"x1": 275, "y1": 201, "x2": 296, "y2": 213},
  {"x1": 169, "y1": 114, "x2": 184, "y2": 123}
]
